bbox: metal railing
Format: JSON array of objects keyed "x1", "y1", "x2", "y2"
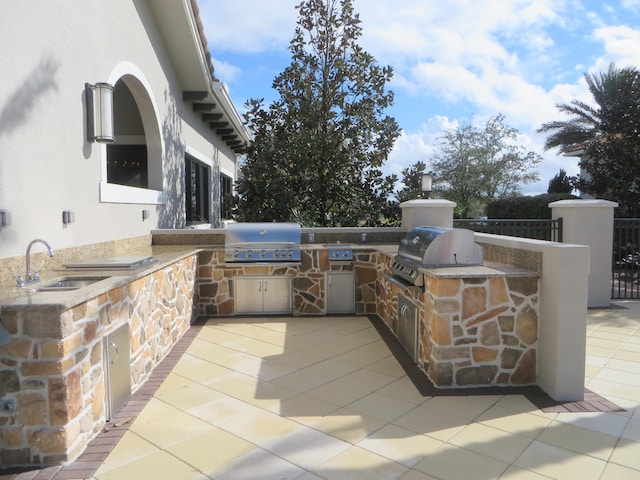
[
  {"x1": 453, "y1": 218, "x2": 563, "y2": 242},
  {"x1": 612, "y1": 218, "x2": 640, "y2": 299}
]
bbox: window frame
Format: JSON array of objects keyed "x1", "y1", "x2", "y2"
[
  {"x1": 99, "y1": 63, "x2": 165, "y2": 205},
  {"x1": 185, "y1": 154, "x2": 211, "y2": 226}
]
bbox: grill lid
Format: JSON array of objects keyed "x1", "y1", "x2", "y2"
[
  {"x1": 398, "y1": 226, "x2": 483, "y2": 267},
  {"x1": 225, "y1": 222, "x2": 301, "y2": 262}
]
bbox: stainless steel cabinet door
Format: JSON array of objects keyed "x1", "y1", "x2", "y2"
[
  {"x1": 103, "y1": 324, "x2": 131, "y2": 420},
  {"x1": 235, "y1": 276, "x2": 292, "y2": 314},
  {"x1": 235, "y1": 277, "x2": 265, "y2": 314},
  {"x1": 326, "y1": 272, "x2": 355, "y2": 314},
  {"x1": 261, "y1": 276, "x2": 292, "y2": 314},
  {"x1": 397, "y1": 295, "x2": 418, "y2": 362}
]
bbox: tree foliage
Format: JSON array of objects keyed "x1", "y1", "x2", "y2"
[
  {"x1": 486, "y1": 193, "x2": 578, "y2": 219},
  {"x1": 538, "y1": 63, "x2": 640, "y2": 216},
  {"x1": 235, "y1": 0, "x2": 400, "y2": 226},
  {"x1": 429, "y1": 114, "x2": 541, "y2": 218},
  {"x1": 547, "y1": 168, "x2": 575, "y2": 194},
  {"x1": 395, "y1": 161, "x2": 428, "y2": 204}
]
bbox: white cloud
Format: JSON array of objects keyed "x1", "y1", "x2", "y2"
[
  {"x1": 199, "y1": 0, "x2": 638, "y2": 197},
  {"x1": 621, "y1": 0, "x2": 640, "y2": 12},
  {"x1": 198, "y1": 0, "x2": 297, "y2": 53},
  {"x1": 211, "y1": 58, "x2": 242, "y2": 83},
  {"x1": 592, "y1": 25, "x2": 640, "y2": 70},
  {"x1": 384, "y1": 116, "x2": 456, "y2": 181}
]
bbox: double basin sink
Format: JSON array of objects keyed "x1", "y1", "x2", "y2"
[
  {"x1": 37, "y1": 276, "x2": 109, "y2": 292},
  {"x1": 35, "y1": 255, "x2": 156, "y2": 292}
]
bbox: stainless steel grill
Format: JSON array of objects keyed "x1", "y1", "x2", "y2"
[
  {"x1": 225, "y1": 222, "x2": 302, "y2": 263},
  {"x1": 390, "y1": 226, "x2": 483, "y2": 286}
]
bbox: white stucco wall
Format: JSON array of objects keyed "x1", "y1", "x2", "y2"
[
  {"x1": 475, "y1": 233, "x2": 589, "y2": 401},
  {"x1": 551, "y1": 199, "x2": 617, "y2": 308},
  {"x1": 0, "y1": 0, "x2": 238, "y2": 258},
  {"x1": 400, "y1": 199, "x2": 456, "y2": 228}
]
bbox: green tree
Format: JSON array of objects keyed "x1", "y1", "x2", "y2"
[
  {"x1": 395, "y1": 161, "x2": 427, "y2": 203},
  {"x1": 547, "y1": 168, "x2": 575, "y2": 194},
  {"x1": 430, "y1": 114, "x2": 541, "y2": 218},
  {"x1": 538, "y1": 63, "x2": 640, "y2": 216},
  {"x1": 235, "y1": 0, "x2": 400, "y2": 226}
]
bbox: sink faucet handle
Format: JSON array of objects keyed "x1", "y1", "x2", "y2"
[{"x1": 14, "y1": 274, "x2": 25, "y2": 287}]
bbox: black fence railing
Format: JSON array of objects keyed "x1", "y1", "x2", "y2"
[
  {"x1": 453, "y1": 218, "x2": 563, "y2": 242},
  {"x1": 612, "y1": 218, "x2": 640, "y2": 299}
]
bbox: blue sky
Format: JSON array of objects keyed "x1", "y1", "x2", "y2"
[{"x1": 199, "y1": 0, "x2": 640, "y2": 195}]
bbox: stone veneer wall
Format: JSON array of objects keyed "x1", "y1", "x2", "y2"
[
  {"x1": 376, "y1": 252, "x2": 539, "y2": 389},
  {"x1": 422, "y1": 275, "x2": 539, "y2": 388},
  {"x1": 0, "y1": 255, "x2": 197, "y2": 466},
  {"x1": 197, "y1": 249, "x2": 380, "y2": 316}
]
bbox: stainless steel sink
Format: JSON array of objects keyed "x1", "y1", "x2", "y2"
[{"x1": 37, "y1": 276, "x2": 109, "y2": 292}]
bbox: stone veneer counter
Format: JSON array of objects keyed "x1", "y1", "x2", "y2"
[
  {"x1": 0, "y1": 246, "x2": 201, "y2": 310},
  {"x1": 375, "y1": 248, "x2": 540, "y2": 390},
  {"x1": 0, "y1": 240, "x2": 541, "y2": 467},
  {"x1": 0, "y1": 247, "x2": 199, "y2": 466}
]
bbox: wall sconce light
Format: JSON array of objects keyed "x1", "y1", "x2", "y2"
[
  {"x1": 62, "y1": 210, "x2": 75, "y2": 225},
  {"x1": 85, "y1": 82, "x2": 115, "y2": 143},
  {"x1": 0, "y1": 210, "x2": 9, "y2": 229},
  {"x1": 421, "y1": 172, "x2": 433, "y2": 199},
  {"x1": 142, "y1": 209, "x2": 149, "y2": 221}
]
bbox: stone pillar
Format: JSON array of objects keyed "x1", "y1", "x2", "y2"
[
  {"x1": 550, "y1": 199, "x2": 618, "y2": 308},
  {"x1": 400, "y1": 199, "x2": 456, "y2": 229}
]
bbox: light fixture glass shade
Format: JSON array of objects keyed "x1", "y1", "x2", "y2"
[
  {"x1": 421, "y1": 173, "x2": 433, "y2": 193},
  {"x1": 86, "y1": 82, "x2": 115, "y2": 143}
]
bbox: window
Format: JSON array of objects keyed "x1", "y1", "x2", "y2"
[
  {"x1": 186, "y1": 155, "x2": 210, "y2": 224},
  {"x1": 100, "y1": 69, "x2": 164, "y2": 205},
  {"x1": 221, "y1": 174, "x2": 233, "y2": 220},
  {"x1": 107, "y1": 145, "x2": 148, "y2": 188},
  {"x1": 106, "y1": 81, "x2": 149, "y2": 189}
]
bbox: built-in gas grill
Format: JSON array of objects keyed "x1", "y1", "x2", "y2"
[
  {"x1": 390, "y1": 226, "x2": 483, "y2": 287},
  {"x1": 225, "y1": 222, "x2": 302, "y2": 263}
]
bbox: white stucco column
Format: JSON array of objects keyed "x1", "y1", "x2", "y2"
[
  {"x1": 550, "y1": 199, "x2": 618, "y2": 308},
  {"x1": 476, "y1": 233, "x2": 589, "y2": 401},
  {"x1": 400, "y1": 199, "x2": 456, "y2": 229}
]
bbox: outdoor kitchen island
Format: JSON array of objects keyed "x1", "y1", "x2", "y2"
[
  {"x1": 194, "y1": 231, "x2": 541, "y2": 390},
  {"x1": 0, "y1": 230, "x2": 540, "y2": 467}
]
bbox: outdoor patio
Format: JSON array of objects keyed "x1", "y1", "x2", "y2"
[{"x1": 3, "y1": 302, "x2": 640, "y2": 480}]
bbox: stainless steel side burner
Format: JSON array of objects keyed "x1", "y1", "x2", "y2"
[{"x1": 327, "y1": 243, "x2": 353, "y2": 262}]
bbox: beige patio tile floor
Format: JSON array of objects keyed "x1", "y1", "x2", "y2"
[{"x1": 4, "y1": 302, "x2": 640, "y2": 480}]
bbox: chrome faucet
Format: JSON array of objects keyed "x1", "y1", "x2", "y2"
[{"x1": 16, "y1": 239, "x2": 55, "y2": 287}]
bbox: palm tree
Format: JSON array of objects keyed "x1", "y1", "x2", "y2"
[
  {"x1": 539, "y1": 63, "x2": 640, "y2": 151},
  {"x1": 538, "y1": 63, "x2": 640, "y2": 216}
]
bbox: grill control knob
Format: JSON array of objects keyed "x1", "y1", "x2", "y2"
[{"x1": 260, "y1": 250, "x2": 266, "y2": 258}]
